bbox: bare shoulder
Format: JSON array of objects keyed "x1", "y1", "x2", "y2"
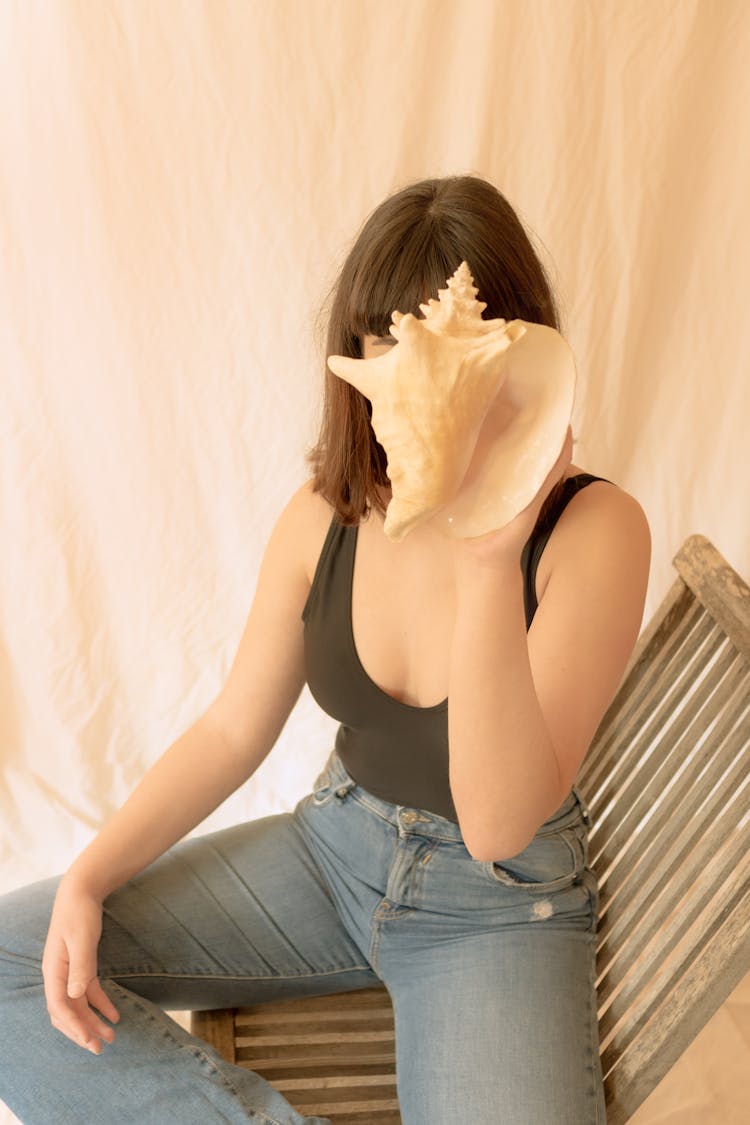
[
  {"x1": 567, "y1": 473, "x2": 650, "y2": 549},
  {"x1": 271, "y1": 478, "x2": 335, "y2": 586},
  {"x1": 562, "y1": 470, "x2": 652, "y2": 531},
  {"x1": 539, "y1": 467, "x2": 651, "y2": 599}
]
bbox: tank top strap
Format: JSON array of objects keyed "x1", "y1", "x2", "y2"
[
  {"x1": 521, "y1": 473, "x2": 613, "y2": 628},
  {"x1": 301, "y1": 512, "x2": 348, "y2": 623}
]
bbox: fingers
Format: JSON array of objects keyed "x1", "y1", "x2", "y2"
[
  {"x1": 87, "y1": 978, "x2": 120, "y2": 1025},
  {"x1": 48, "y1": 992, "x2": 117, "y2": 1054},
  {"x1": 66, "y1": 941, "x2": 98, "y2": 1000},
  {"x1": 43, "y1": 938, "x2": 119, "y2": 1053},
  {"x1": 47, "y1": 987, "x2": 119, "y2": 1054},
  {"x1": 75, "y1": 988, "x2": 118, "y2": 1049}
]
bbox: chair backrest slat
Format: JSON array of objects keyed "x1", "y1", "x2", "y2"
[
  {"x1": 573, "y1": 535, "x2": 750, "y2": 1124},
  {"x1": 599, "y1": 869, "x2": 750, "y2": 1125},
  {"x1": 595, "y1": 687, "x2": 749, "y2": 962},
  {"x1": 599, "y1": 831, "x2": 749, "y2": 1041},
  {"x1": 673, "y1": 534, "x2": 750, "y2": 658},
  {"x1": 597, "y1": 762, "x2": 749, "y2": 1013},
  {"x1": 593, "y1": 620, "x2": 731, "y2": 823},
  {"x1": 592, "y1": 647, "x2": 748, "y2": 885},
  {"x1": 580, "y1": 585, "x2": 703, "y2": 788}
]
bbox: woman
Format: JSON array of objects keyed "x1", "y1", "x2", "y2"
[{"x1": 0, "y1": 175, "x2": 650, "y2": 1124}]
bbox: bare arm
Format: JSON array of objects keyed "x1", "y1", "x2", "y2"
[
  {"x1": 63, "y1": 708, "x2": 298, "y2": 902},
  {"x1": 64, "y1": 481, "x2": 317, "y2": 899},
  {"x1": 449, "y1": 450, "x2": 651, "y2": 861},
  {"x1": 44, "y1": 479, "x2": 326, "y2": 1051}
]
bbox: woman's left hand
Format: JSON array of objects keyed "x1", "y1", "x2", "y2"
[{"x1": 453, "y1": 425, "x2": 574, "y2": 569}]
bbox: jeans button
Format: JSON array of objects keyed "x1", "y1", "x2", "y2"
[
  {"x1": 335, "y1": 786, "x2": 348, "y2": 799},
  {"x1": 401, "y1": 810, "x2": 418, "y2": 824}
]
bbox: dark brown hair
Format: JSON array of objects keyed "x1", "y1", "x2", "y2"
[{"x1": 307, "y1": 175, "x2": 566, "y2": 528}]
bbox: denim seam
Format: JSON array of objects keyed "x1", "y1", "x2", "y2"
[
  {"x1": 368, "y1": 911, "x2": 383, "y2": 974},
  {"x1": 105, "y1": 980, "x2": 285, "y2": 1125},
  {"x1": 105, "y1": 964, "x2": 374, "y2": 981},
  {"x1": 572, "y1": 940, "x2": 602, "y2": 1125},
  {"x1": 588, "y1": 932, "x2": 605, "y2": 1123}
]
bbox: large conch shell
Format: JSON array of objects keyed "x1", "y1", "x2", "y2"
[{"x1": 327, "y1": 261, "x2": 576, "y2": 541}]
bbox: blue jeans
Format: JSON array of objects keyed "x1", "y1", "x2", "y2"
[{"x1": 0, "y1": 747, "x2": 606, "y2": 1124}]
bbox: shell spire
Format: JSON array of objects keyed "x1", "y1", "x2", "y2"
[{"x1": 417, "y1": 260, "x2": 489, "y2": 334}]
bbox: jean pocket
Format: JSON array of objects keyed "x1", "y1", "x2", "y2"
[{"x1": 482, "y1": 819, "x2": 588, "y2": 893}]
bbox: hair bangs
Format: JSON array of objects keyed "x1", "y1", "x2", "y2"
[{"x1": 345, "y1": 228, "x2": 464, "y2": 342}]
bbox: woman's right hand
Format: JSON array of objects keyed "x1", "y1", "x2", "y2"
[{"x1": 41, "y1": 876, "x2": 120, "y2": 1053}]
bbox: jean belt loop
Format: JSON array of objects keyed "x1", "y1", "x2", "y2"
[{"x1": 573, "y1": 786, "x2": 592, "y2": 825}]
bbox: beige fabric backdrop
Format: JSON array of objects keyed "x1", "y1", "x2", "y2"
[{"x1": 1, "y1": 0, "x2": 749, "y2": 1119}]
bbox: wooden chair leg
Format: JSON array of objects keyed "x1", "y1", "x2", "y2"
[{"x1": 191, "y1": 1007, "x2": 236, "y2": 1065}]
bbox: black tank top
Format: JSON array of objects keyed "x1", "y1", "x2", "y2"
[{"x1": 302, "y1": 473, "x2": 611, "y2": 822}]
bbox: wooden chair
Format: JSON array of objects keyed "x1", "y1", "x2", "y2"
[{"x1": 191, "y1": 534, "x2": 750, "y2": 1124}]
